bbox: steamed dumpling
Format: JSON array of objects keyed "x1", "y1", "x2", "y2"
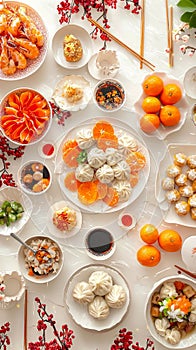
[
  {"x1": 105, "y1": 148, "x2": 123, "y2": 166},
  {"x1": 88, "y1": 296, "x2": 110, "y2": 319},
  {"x1": 76, "y1": 128, "x2": 95, "y2": 150},
  {"x1": 112, "y1": 160, "x2": 130, "y2": 181},
  {"x1": 96, "y1": 164, "x2": 114, "y2": 184},
  {"x1": 160, "y1": 282, "x2": 178, "y2": 299},
  {"x1": 87, "y1": 147, "x2": 106, "y2": 169},
  {"x1": 72, "y1": 281, "x2": 94, "y2": 304},
  {"x1": 88, "y1": 270, "x2": 113, "y2": 296},
  {"x1": 117, "y1": 132, "x2": 138, "y2": 155},
  {"x1": 154, "y1": 317, "x2": 170, "y2": 337},
  {"x1": 112, "y1": 180, "x2": 132, "y2": 202},
  {"x1": 165, "y1": 328, "x2": 181, "y2": 345},
  {"x1": 105, "y1": 284, "x2": 127, "y2": 308},
  {"x1": 75, "y1": 164, "x2": 94, "y2": 182}
]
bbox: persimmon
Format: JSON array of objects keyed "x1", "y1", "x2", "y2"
[
  {"x1": 159, "y1": 105, "x2": 181, "y2": 127},
  {"x1": 140, "y1": 224, "x2": 159, "y2": 244},
  {"x1": 93, "y1": 121, "x2": 114, "y2": 139},
  {"x1": 140, "y1": 114, "x2": 160, "y2": 134},
  {"x1": 158, "y1": 229, "x2": 182, "y2": 252},
  {"x1": 142, "y1": 75, "x2": 164, "y2": 96},
  {"x1": 160, "y1": 84, "x2": 182, "y2": 105},
  {"x1": 137, "y1": 245, "x2": 161, "y2": 267}
]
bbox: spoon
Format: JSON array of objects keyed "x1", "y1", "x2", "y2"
[{"x1": 10, "y1": 232, "x2": 52, "y2": 263}]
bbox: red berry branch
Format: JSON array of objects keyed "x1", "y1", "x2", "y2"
[
  {"x1": 110, "y1": 328, "x2": 155, "y2": 350},
  {"x1": 49, "y1": 101, "x2": 71, "y2": 126},
  {"x1": 57, "y1": 0, "x2": 141, "y2": 46},
  {"x1": 28, "y1": 297, "x2": 75, "y2": 350},
  {"x1": 0, "y1": 322, "x2": 11, "y2": 350},
  {"x1": 0, "y1": 134, "x2": 25, "y2": 188}
]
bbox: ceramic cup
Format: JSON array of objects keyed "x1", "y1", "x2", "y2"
[{"x1": 85, "y1": 227, "x2": 116, "y2": 261}]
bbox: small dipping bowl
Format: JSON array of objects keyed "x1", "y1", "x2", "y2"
[
  {"x1": 93, "y1": 78, "x2": 126, "y2": 112},
  {"x1": 183, "y1": 66, "x2": 196, "y2": 100},
  {"x1": 96, "y1": 50, "x2": 120, "y2": 78},
  {"x1": 17, "y1": 160, "x2": 52, "y2": 195},
  {"x1": 118, "y1": 212, "x2": 136, "y2": 230},
  {"x1": 0, "y1": 271, "x2": 25, "y2": 309},
  {"x1": 38, "y1": 140, "x2": 56, "y2": 159},
  {"x1": 85, "y1": 227, "x2": 116, "y2": 261}
]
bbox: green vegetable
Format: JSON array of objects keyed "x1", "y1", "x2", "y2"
[
  {"x1": 177, "y1": 0, "x2": 196, "y2": 28},
  {"x1": 0, "y1": 200, "x2": 24, "y2": 227}
]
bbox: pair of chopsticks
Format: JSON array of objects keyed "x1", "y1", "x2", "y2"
[
  {"x1": 165, "y1": 0, "x2": 174, "y2": 67},
  {"x1": 174, "y1": 265, "x2": 196, "y2": 279},
  {"x1": 88, "y1": 17, "x2": 155, "y2": 71},
  {"x1": 140, "y1": 0, "x2": 145, "y2": 69},
  {"x1": 24, "y1": 289, "x2": 28, "y2": 350}
]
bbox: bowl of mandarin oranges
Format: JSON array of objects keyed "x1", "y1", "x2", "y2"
[{"x1": 134, "y1": 72, "x2": 189, "y2": 140}]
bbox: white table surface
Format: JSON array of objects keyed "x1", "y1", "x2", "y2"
[{"x1": 0, "y1": 0, "x2": 196, "y2": 349}]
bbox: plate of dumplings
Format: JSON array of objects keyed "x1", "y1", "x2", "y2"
[
  {"x1": 155, "y1": 143, "x2": 196, "y2": 227},
  {"x1": 55, "y1": 117, "x2": 150, "y2": 213},
  {"x1": 64, "y1": 264, "x2": 130, "y2": 331}
]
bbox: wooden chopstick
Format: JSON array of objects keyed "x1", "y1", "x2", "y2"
[
  {"x1": 88, "y1": 17, "x2": 155, "y2": 71},
  {"x1": 24, "y1": 289, "x2": 28, "y2": 350},
  {"x1": 174, "y1": 265, "x2": 196, "y2": 279},
  {"x1": 165, "y1": 0, "x2": 170, "y2": 50},
  {"x1": 169, "y1": 5, "x2": 174, "y2": 67},
  {"x1": 140, "y1": 0, "x2": 145, "y2": 69}
]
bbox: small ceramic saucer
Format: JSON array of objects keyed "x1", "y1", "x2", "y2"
[{"x1": 88, "y1": 53, "x2": 120, "y2": 80}]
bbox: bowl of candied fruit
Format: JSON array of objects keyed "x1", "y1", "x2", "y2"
[
  {"x1": 17, "y1": 160, "x2": 52, "y2": 195},
  {"x1": 93, "y1": 79, "x2": 126, "y2": 112},
  {"x1": 0, "y1": 88, "x2": 52, "y2": 146}
]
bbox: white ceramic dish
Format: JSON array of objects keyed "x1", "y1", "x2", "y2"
[
  {"x1": 145, "y1": 275, "x2": 196, "y2": 349},
  {"x1": 0, "y1": 187, "x2": 33, "y2": 236},
  {"x1": 0, "y1": 88, "x2": 52, "y2": 146},
  {"x1": 85, "y1": 227, "x2": 116, "y2": 261},
  {"x1": 47, "y1": 200, "x2": 82, "y2": 240},
  {"x1": 18, "y1": 235, "x2": 64, "y2": 284},
  {"x1": 17, "y1": 160, "x2": 52, "y2": 196},
  {"x1": 55, "y1": 117, "x2": 150, "y2": 213},
  {"x1": 155, "y1": 143, "x2": 196, "y2": 227},
  {"x1": 0, "y1": 271, "x2": 25, "y2": 309},
  {"x1": 64, "y1": 264, "x2": 130, "y2": 331},
  {"x1": 88, "y1": 51, "x2": 120, "y2": 80},
  {"x1": 52, "y1": 75, "x2": 92, "y2": 112},
  {"x1": 52, "y1": 24, "x2": 93, "y2": 69},
  {"x1": 134, "y1": 72, "x2": 189, "y2": 140},
  {"x1": 183, "y1": 66, "x2": 196, "y2": 100},
  {"x1": 181, "y1": 236, "x2": 196, "y2": 274},
  {"x1": 0, "y1": 1, "x2": 48, "y2": 81}
]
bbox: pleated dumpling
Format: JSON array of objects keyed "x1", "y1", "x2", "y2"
[
  {"x1": 160, "y1": 282, "x2": 178, "y2": 299},
  {"x1": 165, "y1": 329, "x2": 181, "y2": 345},
  {"x1": 87, "y1": 147, "x2": 106, "y2": 169},
  {"x1": 112, "y1": 180, "x2": 132, "y2": 202},
  {"x1": 72, "y1": 281, "x2": 94, "y2": 304},
  {"x1": 112, "y1": 160, "x2": 130, "y2": 181},
  {"x1": 88, "y1": 296, "x2": 110, "y2": 319},
  {"x1": 154, "y1": 317, "x2": 170, "y2": 336},
  {"x1": 76, "y1": 128, "x2": 95, "y2": 150},
  {"x1": 75, "y1": 164, "x2": 94, "y2": 182},
  {"x1": 105, "y1": 284, "x2": 127, "y2": 308},
  {"x1": 96, "y1": 164, "x2": 114, "y2": 184},
  {"x1": 105, "y1": 148, "x2": 123, "y2": 166},
  {"x1": 117, "y1": 132, "x2": 138, "y2": 155},
  {"x1": 88, "y1": 270, "x2": 113, "y2": 296}
]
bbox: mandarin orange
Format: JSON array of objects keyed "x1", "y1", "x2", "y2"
[
  {"x1": 142, "y1": 96, "x2": 161, "y2": 113},
  {"x1": 137, "y1": 245, "x2": 161, "y2": 267},
  {"x1": 140, "y1": 224, "x2": 159, "y2": 244},
  {"x1": 140, "y1": 113, "x2": 160, "y2": 134},
  {"x1": 142, "y1": 75, "x2": 164, "y2": 96},
  {"x1": 159, "y1": 105, "x2": 181, "y2": 127},
  {"x1": 158, "y1": 229, "x2": 182, "y2": 252},
  {"x1": 160, "y1": 84, "x2": 182, "y2": 105}
]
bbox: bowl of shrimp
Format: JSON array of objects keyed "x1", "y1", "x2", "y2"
[
  {"x1": 0, "y1": 1, "x2": 48, "y2": 80},
  {"x1": 0, "y1": 87, "x2": 52, "y2": 146},
  {"x1": 145, "y1": 275, "x2": 196, "y2": 349}
]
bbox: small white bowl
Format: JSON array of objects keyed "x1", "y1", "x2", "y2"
[
  {"x1": 145, "y1": 275, "x2": 196, "y2": 349},
  {"x1": 85, "y1": 227, "x2": 116, "y2": 261},
  {"x1": 181, "y1": 236, "x2": 196, "y2": 274},
  {"x1": 183, "y1": 66, "x2": 196, "y2": 100},
  {"x1": 190, "y1": 103, "x2": 196, "y2": 126},
  {"x1": 0, "y1": 187, "x2": 33, "y2": 236},
  {"x1": 0, "y1": 271, "x2": 25, "y2": 309},
  {"x1": 18, "y1": 235, "x2": 64, "y2": 284},
  {"x1": 17, "y1": 160, "x2": 52, "y2": 195},
  {"x1": 0, "y1": 88, "x2": 52, "y2": 146},
  {"x1": 93, "y1": 78, "x2": 126, "y2": 112}
]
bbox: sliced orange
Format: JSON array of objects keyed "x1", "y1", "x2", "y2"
[
  {"x1": 93, "y1": 121, "x2": 114, "y2": 139},
  {"x1": 78, "y1": 182, "x2": 98, "y2": 205},
  {"x1": 103, "y1": 187, "x2": 119, "y2": 207},
  {"x1": 64, "y1": 172, "x2": 81, "y2": 192}
]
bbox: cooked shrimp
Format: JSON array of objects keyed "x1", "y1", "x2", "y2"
[
  {"x1": 18, "y1": 6, "x2": 44, "y2": 47},
  {"x1": 0, "y1": 13, "x2": 7, "y2": 34},
  {"x1": 0, "y1": 37, "x2": 16, "y2": 75},
  {"x1": 11, "y1": 36, "x2": 40, "y2": 59},
  {"x1": 9, "y1": 48, "x2": 27, "y2": 69},
  {"x1": 7, "y1": 14, "x2": 21, "y2": 36}
]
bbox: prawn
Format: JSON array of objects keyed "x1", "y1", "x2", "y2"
[
  {"x1": 7, "y1": 14, "x2": 21, "y2": 36},
  {"x1": 9, "y1": 48, "x2": 27, "y2": 69},
  {"x1": 0, "y1": 37, "x2": 16, "y2": 75},
  {"x1": 17, "y1": 6, "x2": 44, "y2": 47},
  {"x1": 10, "y1": 36, "x2": 40, "y2": 59},
  {"x1": 0, "y1": 13, "x2": 7, "y2": 34}
]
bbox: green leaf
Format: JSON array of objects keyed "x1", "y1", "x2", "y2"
[
  {"x1": 189, "y1": 10, "x2": 196, "y2": 27},
  {"x1": 177, "y1": 0, "x2": 196, "y2": 8},
  {"x1": 181, "y1": 11, "x2": 194, "y2": 22}
]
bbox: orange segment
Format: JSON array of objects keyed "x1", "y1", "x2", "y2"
[
  {"x1": 97, "y1": 132, "x2": 118, "y2": 151},
  {"x1": 93, "y1": 180, "x2": 108, "y2": 199},
  {"x1": 78, "y1": 182, "x2": 98, "y2": 205},
  {"x1": 93, "y1": 121, "x2": 114, "y2": 139},
  {"x1": 63, "y1": 147, "x2": 81, "y2": 168},
  {"x1": 64, "y1": 172, "x2": 81, "y2": 191},
  {"x1": 103, "y1": 187, "x2": 119, "y2": 207}
]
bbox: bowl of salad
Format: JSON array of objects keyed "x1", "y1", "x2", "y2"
[{"x1": 145, "y1": 275, "x2": 196, "y2": 349}]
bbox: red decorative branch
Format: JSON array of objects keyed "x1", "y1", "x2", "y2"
[
  {"x1": 0, "y1": 322, "x2": 11, "y2": 350},
  {"x1": 110, "y1": 328, "x2": 155, "y2": 350}
]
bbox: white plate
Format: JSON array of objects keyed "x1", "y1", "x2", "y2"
[
  {"x1": 155, "y1": 143, "x2": 196, "y2": 227},
  {"x1": 52, "y1": 75, "x2": 92, "y2": 112},
  {"x1": 47, "y1": 200, "x2": 82, "y2": 240},
  {"x1": 88, "y1": 52, "x2": 119, "y2": 80},
  {"x1": 64, "y1": 264, "x2": 130, "y2": 331},
  {"x1": 183, "y1": 66, "x2": 196, "y2": 100},
  {"x1": 0, "y1": 1, "x2": 48, "y2": 81},
  {"x1": 134, "y1": 72, "x2": 189, "y2": 140},
  {"x1": 0, "y1": 187, "x2": 33, "y2": 236},
  {"x1": 55, "y1": 117, "x2": 150, "y2": 213},
  {"x1": 52, "y1": 24, "x2": 93, "y2": 69}
]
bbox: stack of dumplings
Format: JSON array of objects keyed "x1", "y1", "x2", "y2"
[{"x1": 72, "y1": 270, "x2": 127, "y2": 320}]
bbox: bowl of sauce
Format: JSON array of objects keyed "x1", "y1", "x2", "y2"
[{"x1": 85, "y1": 227, "x2": 116, "y2": 260}]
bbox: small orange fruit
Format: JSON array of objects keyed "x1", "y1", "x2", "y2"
[
  {"x1": 158, "y1": 229, "x2": 182, "y2": 252},
  {"x1": 160, "y1": 84, "x2": 182, "y2": 105},
  {"x1": 142, "y1": 75, "x2": 164, "y2": 96},
  {"x1": 140, "y1": 224, "x2": 159, "y2": 244},
  {"x1": 140, "y1": 113, "x2": 160, "y2": 134},
  {"x1": 142, "y1": 96, "x2": 161, "y2": 114},
  {"x1": 137, "y1": 245, "x2": 161, "y2": 267},
  {"x1": 159, "y1": 105, "x2": 181, "y2": 127}
]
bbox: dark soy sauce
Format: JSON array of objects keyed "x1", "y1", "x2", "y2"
[{"x1": 87, "y1": 228, "x2": 114, "y2": 256}]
